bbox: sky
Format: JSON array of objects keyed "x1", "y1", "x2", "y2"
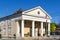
[{"x1": 0, "y1": 0, "x2": 60, "y2": 24}]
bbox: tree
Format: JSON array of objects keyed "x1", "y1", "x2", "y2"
[{"x1": 50, "y1": 22, "x2": 56, "y2": 32}]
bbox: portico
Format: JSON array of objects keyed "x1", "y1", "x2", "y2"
[
  {"x1": 14, "y1": 6, "x2": 51, "y2": 38},
  {"x1": 16, "y1": 19, "x2": 50, "y2": 38}
]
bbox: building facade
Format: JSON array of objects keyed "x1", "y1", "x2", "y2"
[{"x1": 0, "y1": 6, "x2": 52, "y2": 38}]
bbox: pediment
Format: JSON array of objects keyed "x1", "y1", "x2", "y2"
[{"x1": 23, "y1": 6, "x2": 52, "y2": 19}]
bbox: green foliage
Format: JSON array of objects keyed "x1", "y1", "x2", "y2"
[{"x1": 50, "y1": 22, "x2": 56, "y2": 32}]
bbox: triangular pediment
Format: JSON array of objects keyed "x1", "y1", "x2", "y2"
[{"x1": 22, "y1": 6, "x2": 52, "y2": 19}]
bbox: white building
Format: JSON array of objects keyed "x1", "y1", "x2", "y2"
[{"x1": 0, "y1": 6, "x2": 52, "y2": 38}]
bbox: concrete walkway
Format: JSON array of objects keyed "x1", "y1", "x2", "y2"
[{"x1": 0, "y1": 35, "x2": 60, "y2": 40}]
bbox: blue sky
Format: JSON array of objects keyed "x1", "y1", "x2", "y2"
[{"x1": 0, "y1": 0, "x2": 60, "y2": 24}]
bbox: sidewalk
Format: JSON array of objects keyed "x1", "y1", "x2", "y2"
[{"x1": 0, "y1": 35, "x2": 60, "y2": 40}]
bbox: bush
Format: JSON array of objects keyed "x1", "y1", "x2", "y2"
[{"x1": 0, "y1": 34, "x2": 1, "y2": 39}]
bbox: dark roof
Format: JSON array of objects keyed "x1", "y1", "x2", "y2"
[{"x1": 0, "y1": 8, "x2": 23, "y2": 21}]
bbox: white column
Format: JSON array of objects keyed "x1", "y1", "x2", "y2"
[
  {"x1": 21, "y1": 20, "x2": 24, "y2": 37},
  {"x1": 32, "y1": 21, "x2": 35, "y2": 37},
  {"x1": 40, "y1": 22, "x2": 43, "y2": 37},
  {"x1": 16, "y1": 21, "x2": 20, "y2": 38},
  {"x1": 48, "y1": 22, "x2": 50, "y2": 36}
]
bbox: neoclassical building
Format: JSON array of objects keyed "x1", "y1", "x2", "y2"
[{"x1": 0, "y1": 6, "x2": 52, "y2": 38}]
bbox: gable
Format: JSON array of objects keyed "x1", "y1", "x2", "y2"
[{"x1": 23, "y1": 6, "x2": 51, "y2": 19}]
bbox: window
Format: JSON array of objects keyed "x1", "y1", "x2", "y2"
[
  {"x1": 2, "y1": 28, "x2": 6, "y2": 35},
  {"x1": 7, "y1": 20, "x2": 12, "y2": 34},
  {"x1": 8, "y1": 20, "x2": 11, "y2": 26},
  {"x1": 3, "y1": 28, "x2": 6, "y2": 30},
  {"x1": 8, "y1": 27, "x2": 11, "y2": 34},
  {"x1": 8, "y1": 27, "x2": 11, "y2": 30},
  {"x1": 38, "y1": 11, "x2": 40, "y2": 14}
]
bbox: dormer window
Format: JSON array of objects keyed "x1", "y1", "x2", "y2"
[{"x1": 38, "y1": 11, "x2": 40, "y2": 14}]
